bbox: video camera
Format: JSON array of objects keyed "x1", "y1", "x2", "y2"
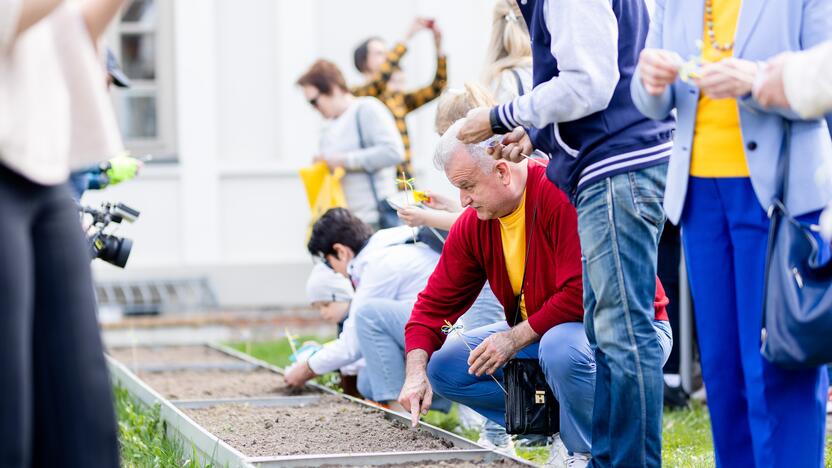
[{"x1": 80, "y1": 202, "x2": 140, "y2": 268}]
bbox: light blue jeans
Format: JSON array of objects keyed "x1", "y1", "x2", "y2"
[
  {"x1": 576, "y1": 164, "x2": 668, "y2": 468},
  {"x1": 426, "y1": 320, "x2": 672, "y2": 455},
  {"x1": 354, "y1": 288, "x2": 504, "y2": 407}
]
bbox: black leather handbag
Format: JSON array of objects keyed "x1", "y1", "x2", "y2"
[
  {"x1": 502, "y1": 208, "x2": 560, "y2": 435},
  {"x1": 761, "y1": 122, "x2": 832, "y2": 368},
  {"x1": 504, "y1": 358, "x2": 560, "y2": 435}
]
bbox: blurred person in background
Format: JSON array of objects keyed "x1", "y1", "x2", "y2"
[
  {"x1": 297, "y1": 59, "x2": 404, "y2": 229},
  {"x1": 482, "y1": 0, "x2": 532, "y2": 103},
  {"x1": 352, "y1": 17, "x2": 447, "y2": 185},
  {"x1": 0, "y1": 0, "x2": 126, "y2": 466}
]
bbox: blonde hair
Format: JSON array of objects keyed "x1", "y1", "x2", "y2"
[
  {"x1": 434, "y1": 83, "x2": 497, "y2": 135},
  {"x1": 482, "y1": 0, "x2": 532, "y2": 86}
]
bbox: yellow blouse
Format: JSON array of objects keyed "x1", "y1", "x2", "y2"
[{"x1": 690, "y1": 0, "x2": 749, "y2": 178}]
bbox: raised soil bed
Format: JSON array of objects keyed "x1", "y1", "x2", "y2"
[
  {"x1": 137, "y1": 368, "x2": 316, "y2": 400},
  {"x1": 185, "y1": 396, "x2": 463, "y2": 457}
]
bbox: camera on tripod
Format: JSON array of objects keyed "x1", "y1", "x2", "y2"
[{"x1": 80, "y1": 202, "x2": 140, "y2": 268}]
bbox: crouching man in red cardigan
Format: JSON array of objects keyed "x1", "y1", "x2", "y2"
[{"x1": 399, "y1": 120, "x2": 672, "y2": 465}]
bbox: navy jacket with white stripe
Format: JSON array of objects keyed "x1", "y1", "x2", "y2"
[{"x1": 502, "y1": 0, "x2": 675, "y2": 199}]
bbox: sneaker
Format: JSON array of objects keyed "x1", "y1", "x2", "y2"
[
  {"x1": 544, "y1": 434, "x2": 569, "y2": 468},
  {"x1": 564, "y1": 452, "x2": 591, "y2": 468},
  {"x1": 544, "y1": 434, "x2": 590, "y2": 468},
  {"x1": 477, "y1": 434, "x2": 516, "y2": 457}
]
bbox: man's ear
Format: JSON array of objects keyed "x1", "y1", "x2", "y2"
[{"x1": 495, "y1": 160, "x2": 512, "y2": 187}]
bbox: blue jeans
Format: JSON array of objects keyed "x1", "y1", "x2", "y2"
[
  {"x1": 354, "y1": 298, "x2": 453, "y2": 411},
  {"x1": 682, "y1": 177, "x2": 828, "y2": 468},
  {"x1": 577, "y1": 164, "x2": 667, "y2": 468},
  {"x1": 427, "y1": 320, "x2": 673, "y2": 455}
]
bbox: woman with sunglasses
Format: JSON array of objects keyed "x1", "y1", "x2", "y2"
[{"x1": 297, "y1": 59, "x2": 404, "y2": 229}]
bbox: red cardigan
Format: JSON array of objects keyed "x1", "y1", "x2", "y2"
[{"x1": 405, "y1": 164, "x2": 668, "y2": 356}]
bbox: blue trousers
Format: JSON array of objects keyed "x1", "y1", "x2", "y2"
[
  {"x1": 682, "y1": 177, "x2": 828, "y2": 468},
  {"x1": 577, "y1": 165, "x2": 668, "y2": 468},
  {"x1": 428, "y1": 322, "x2": 596, "y2": 453}
]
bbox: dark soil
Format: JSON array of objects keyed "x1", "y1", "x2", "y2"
[
  {"x1": 107, "y1": 345, "x2": 241, "y2": 366},
  {"x1": 185, "y1": 396, "x2": 463, "y2": 457},
  {"x1": 138, "y1": 368, "x2": 316, "y2": 400}
]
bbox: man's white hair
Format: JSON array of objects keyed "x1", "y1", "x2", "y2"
[{"x1": 433, "y1": 118, "x2": 502, "y2": 174}]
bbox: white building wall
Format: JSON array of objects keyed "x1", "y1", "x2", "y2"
[{"x1": 89, "y1": 0, "x2": 495, "y2": 307}]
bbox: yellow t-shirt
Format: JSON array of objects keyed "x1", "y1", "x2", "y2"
[
  {"x1": 689, "y1": 0, "x2": 749, "y2": 178},
  {"x1": 499, "y1": 190, "x2": 528, "y2": 321}
]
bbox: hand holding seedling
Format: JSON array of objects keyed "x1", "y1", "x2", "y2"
[
  {"x1": 694, "y1": 57, "x2": 758, "y2": 99},
  {"x1": 638, "y1": 48, "x2": 681, "y2": 96}
]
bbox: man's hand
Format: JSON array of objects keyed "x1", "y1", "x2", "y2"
[
  {"x1": 752, "y1": 53, "x2": 790, "y2": 109},
  {"x1": 422, "y1": 190, "x2": 461, "y2": 213},
  {"x1": 468, "y1": 321, "x2": 539, "y2": 377},
  {"x1": 694, "y1": 57, "x2": 758, "y2": 100},
  {"x1": 398, "y1": 350, "x2": 433, "y2": 427},
  {"x1": 486, "y1": 127, "x2": 533, "y2": 163},
  {"x1": 458, "y1": 107, "x2": 494, "y2": 144},
  {"x1": 284, "y1": 362, "x2": 316, "y2": 388},
  {"x1": 637, "y1": 48, "x2": 681, "y2": 96}
]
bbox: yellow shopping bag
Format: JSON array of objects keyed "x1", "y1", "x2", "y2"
[{"x1": 299, "y1": 162, "x2": 347, "y2": 236}]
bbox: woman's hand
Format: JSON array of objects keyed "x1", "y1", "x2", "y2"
[
  {"x1": 695, "y1": 58, "x2": 758, "y2": 99},
  {"x1": 422, "y1": 190, "x2": 461, "y2": 213},
  {"x1": 637, "y1": 48, "x2": 681, "y2": 96},
  {"x1": 398, "y1": 206, "x2": 430, "y2": 227}
]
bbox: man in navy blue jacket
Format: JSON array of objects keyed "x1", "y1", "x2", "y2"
[{"x1": 459, "y1": 0, "x2": 675, "y2": 466}]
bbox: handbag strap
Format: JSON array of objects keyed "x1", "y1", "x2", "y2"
[
  {"x1": 773, "y1": 121, "x2": 792, "y2": 204},
  {"x1": 509, "y1": 68, "x2": 525, "y2": 97},
  {"x1": 355, "y1": 102, "x2": 382, "y2": 205},
  {"x1": 512, "y1": 206, "x2": 538, "y2": 326}
]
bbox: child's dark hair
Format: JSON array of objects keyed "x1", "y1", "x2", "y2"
[{"x1": 307, "y1": 208, "x2": 373, "y2": 258}]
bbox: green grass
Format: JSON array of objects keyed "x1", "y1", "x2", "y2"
[
  {"x1": 115, "y1": 385, "x2": 184, "y2": 468},
  {"x1": 115, "y1": 385, "x2": 221, "y2": 468}
]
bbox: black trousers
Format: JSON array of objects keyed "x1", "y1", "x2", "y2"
[{"x1": 0, "y1": 164, "x2": 118, "y2": 467}]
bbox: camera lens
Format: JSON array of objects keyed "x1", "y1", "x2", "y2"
[{"x1": 96, "y1": 234, "x2": 133, "y2": 268}]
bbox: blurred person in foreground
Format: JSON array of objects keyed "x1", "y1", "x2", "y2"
[{"x1": 0, "y1": 0, "x2": 126, "y2": 466}]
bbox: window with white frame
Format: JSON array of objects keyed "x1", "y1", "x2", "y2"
[{"x1": 110, "y1": 0, "x2": 176, "y2": 161}]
